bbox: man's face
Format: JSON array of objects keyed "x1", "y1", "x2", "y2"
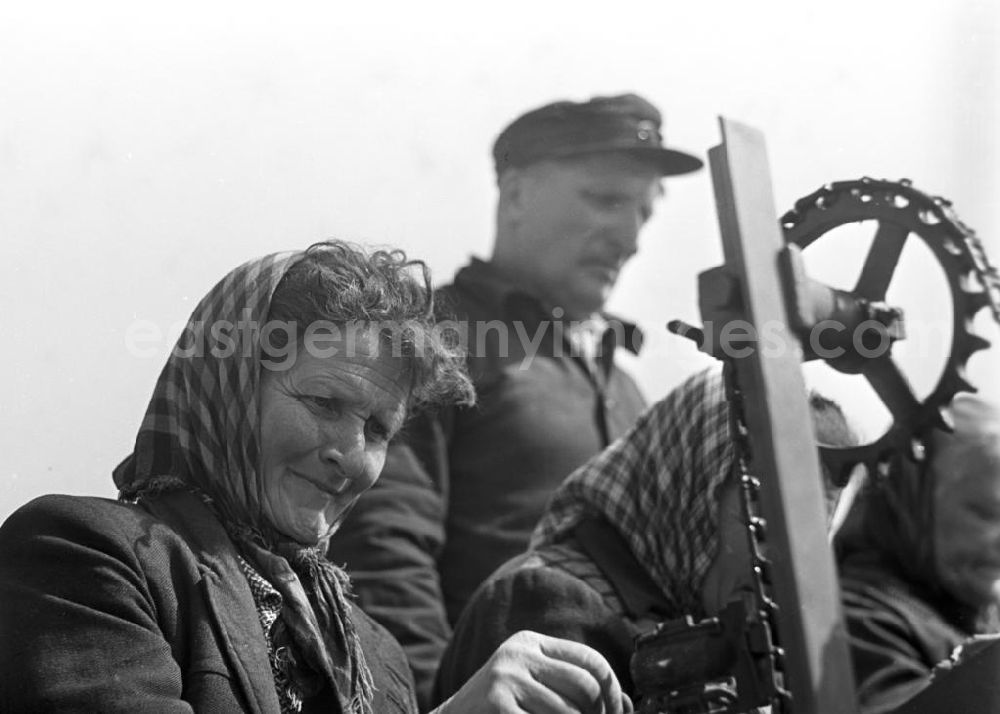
[
  {"x1": 933, "y1": 432, "x2": 1000, "y2": 608},
  {"x1": 503, "y1": 152, "x2": 662, "y2": 320}
]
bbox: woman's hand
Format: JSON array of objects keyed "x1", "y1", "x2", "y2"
[{"x1": 432, "y1": 630, "x2": 633, "y2": 714}]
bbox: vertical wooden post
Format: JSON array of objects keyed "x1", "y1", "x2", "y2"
[{"x1": 705, "y1": 117, "x2": 857, "y2": 713}]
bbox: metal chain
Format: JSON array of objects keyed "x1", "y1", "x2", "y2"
[{"x1": 722, "y1": 361, "x2": 793, "y2": 713}]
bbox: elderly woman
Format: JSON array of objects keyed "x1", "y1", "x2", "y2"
[
  {"x1": 835, "y1": 391, "x2": 1000, "y2": 713},
  {"x1": 435, "y1": 365, "x2": 859, "y2": 709},
  {"x1": 0, "y1": 241, "x2": 630, "y2": 714}
]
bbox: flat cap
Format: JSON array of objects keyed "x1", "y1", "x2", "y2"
[{"x1": 492, "y1": 93, "x2": 703, "y2": 177}]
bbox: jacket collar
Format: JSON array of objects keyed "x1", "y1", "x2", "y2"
[
  {"x1": 143, "y1": 491, "x2": 283, "y2": 714},
  {"x1": 453, "y1": 258, "x2": 644, "y2": 356}
]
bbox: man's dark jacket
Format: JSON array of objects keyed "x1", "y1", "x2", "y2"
[
  {"x1": 328, "y1": 258, "x2": 647, "y2": 707},
  {"x1": 0, "y1": 491, "x2": 418, "y2": 713}
]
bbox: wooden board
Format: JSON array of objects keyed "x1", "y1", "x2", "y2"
[{"x1": 705, "y1": 117, "x2": 858, "y2": 713}]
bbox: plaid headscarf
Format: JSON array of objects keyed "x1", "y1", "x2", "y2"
[
  {"x1": 532, "y1": 365, "x2": 735, "y2": 617},
  {"x1": 114, "y1": 250, "x2": 374, "y2": 714}
]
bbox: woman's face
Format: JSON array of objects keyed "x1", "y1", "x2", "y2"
[
  {"x1": 258, "y1": 327, "x2": 410, "y2": 544},
  {"x1": 934, "y1": 433, "x2": 1000, "y2": 608}
]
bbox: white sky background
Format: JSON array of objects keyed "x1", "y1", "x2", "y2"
[{"x1": 1, "y1": 1, "x2": 997, "y2": 520}]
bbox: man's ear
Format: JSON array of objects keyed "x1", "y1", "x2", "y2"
[{"x1": 497, "y1": 168, "x2": 527, "y2": 221}]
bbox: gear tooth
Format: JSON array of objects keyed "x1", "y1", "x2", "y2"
[
  {"x1": 779, "y1": 208, "x2": 800, "y2": 230},
  {"x1": 962, "y1": 290, "x2": 992, "y2": 316},
  {"x1": 956, "y1": 332, "x2": 992, "y2": 363},
  {"x1": 932, "y1": 408, "x2": 955, "y2": 433},
  {"x1": 968, "y1": 333, "x2": 992, "y2": 355},
  {"x1": 953, "y1": 373, "x2": 977, "y2": 395},
  {"x1": 938, "y1": 367, "x2": 976, "y2": 398},
  {"x1": 955, "y1": 250, "x2": 978, "y2": 272}
]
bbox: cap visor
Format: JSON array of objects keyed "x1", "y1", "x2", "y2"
[
  {"x1": 540, "y1": 143, "x2": 704, "y2": 176},
  {"x1": 646, "y1": 148, "x2": 704, "y2": 176}
]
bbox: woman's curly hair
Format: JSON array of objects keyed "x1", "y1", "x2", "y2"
[{"x1": 265, "y1": 240, "x2": 475, "y2": 411}]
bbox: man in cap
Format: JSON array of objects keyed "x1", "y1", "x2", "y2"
[{"x1": 329, "y1": 93, "x2": 703, "y2": 708}]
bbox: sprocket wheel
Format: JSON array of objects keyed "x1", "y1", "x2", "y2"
[{"x1": 780, "y1": 177, "x2": 1000, "y2": 483}]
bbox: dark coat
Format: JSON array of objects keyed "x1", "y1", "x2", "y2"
[
  {"x1": 838, "y1": 555, "x2": 983, "y2": 714},
  {"x1": 328, "y1": 258, "x2": 647, "y2": 707},
  {"x1": 834, "y1": 463, "x2": 999, "y2": 714},
  {"x1": 0, "y1": 492, "x2": 417, "y2": 713}
]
